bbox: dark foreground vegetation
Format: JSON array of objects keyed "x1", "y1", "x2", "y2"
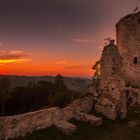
[
  {"x1": 0, "y1": 75, "x2": 80, "y2": 117},
  {"x1": 12, "y1": 105, "x2": 140, "y2": 140}
]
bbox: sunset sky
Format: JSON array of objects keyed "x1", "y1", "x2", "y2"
[{"x1": 0, "y1": 0, "x2": 139, "y2": 77}]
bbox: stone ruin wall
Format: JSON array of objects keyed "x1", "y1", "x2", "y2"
[
  {"x1": 98, "y1": 42, "x2": 125, "y2": 106},
  {"x1": 100, "y1": 76, "x2": 125, "y2": 101},
  {"x1": 116, "y1": 12, "x2": 140, "y2": 85},
  {"x1": 99, "y1": 42, "x2": 123, "y2": 92},
  {"x1": 125, "y1": 87, "x2": 140, "y2": 105},
  {"x1": 95, "y1": 12, "x2": 140, "y2": 120},
  {"x1": 0, "y1": 96, "x2": 93, "y2": 140},
  {"x1": 95, "y1": 74, "x2": 127, "y2": 120}
]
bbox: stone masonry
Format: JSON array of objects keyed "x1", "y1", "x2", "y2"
[
  {"x1": 95, "y1": 11, "x2": 140, "y2": 120},
  {"x1": 0, "y1": 95, "x2": 102, "y2": 140}
]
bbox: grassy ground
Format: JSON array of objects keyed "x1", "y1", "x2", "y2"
[{"x1": 13, "y1": 105, "x2": 140, "y2": 140}]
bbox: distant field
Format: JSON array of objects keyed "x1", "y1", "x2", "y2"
[{"x1": 13, "y1": 106, "x2": 140, "y2": 140}]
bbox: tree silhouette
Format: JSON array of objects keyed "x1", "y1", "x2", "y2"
[
  {"x1": 92, "y1": 60, "x2": 101, "y2": 79},
  {"x1": 26, "y1": 82, "x2": 36, "y2": 111},
  {"x1": 92, "y1": 61, "x2": 101, "y2": 92},
  {"x1": 49, "y1": 74, "x2": 69, "y2": 107},
  {"x1": 0, "y1": 76, "x2": 11, "y2": 116},
  {"x1": 0, "y1": 75, "x2": 76, "y2": 116}
]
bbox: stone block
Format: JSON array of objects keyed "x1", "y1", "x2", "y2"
[
  {"x1": 74, "y1": 112, "x2": 102, "y2": 126},
  {"x1": 54, "y1": 120, "x2": 77, "y2": 135}
]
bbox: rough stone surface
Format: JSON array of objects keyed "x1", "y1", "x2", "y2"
[
  {"x1": 116, "y1": 12, "x2": 140, "y2": 105},
  {"x1": 54, "y1": 121, "x2": 77, "y2": 135},
  {"x1": 116, "y1": 12, "x2": 140, "y2": 84},
  {"x1": 97, "y1": 42, "x2": 127, "y2": 120},
  {"x1": 95, "y1": 12, "x2": 140, "y2": 120},
  {"x1": 125, "y1": 87, "x2": 140, "y2": 105},
  {"x1": 100, "y1": 42, "x2": 122, "y2": 81},
  {"x1": 95, "y1": 98, "x2": 117, "y2": 120},
  {"x1": 0, "y1": 96, "x2": 93, "y2": 140},
  {"x1": 74, "y1": 112, "x2": 102, "y2": 126}
]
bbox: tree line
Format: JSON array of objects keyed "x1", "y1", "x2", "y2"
[{"x1": 0, "y1": 74, "x2": 79, "y2": 117}]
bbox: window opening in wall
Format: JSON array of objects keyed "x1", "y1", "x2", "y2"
[{"x1": 134, "y1": 57, "x2": 138, "y2": 64}]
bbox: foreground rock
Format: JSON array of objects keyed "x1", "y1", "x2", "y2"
[
  {"x1": 74, "y1": 112, "x2": 102, "y2": 126},
  {"x1": 0, "y1": 96, "x2": 93, "y2": 140},
  {"x1": 95, "y1": 98, "x2": 117, "y2": 120},
  {"x1": 54, "y1": 121, "x2": 77, "y2": 135}
]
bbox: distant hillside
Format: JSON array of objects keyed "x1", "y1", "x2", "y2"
[{"x1": 0, "y1": 75, "x2": 91, "y2": 93}]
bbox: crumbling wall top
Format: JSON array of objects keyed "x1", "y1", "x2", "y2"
[
  {"x1": 116, "y1": 11, "x2": 140, "y2": 28},
  {"x1": 102, "y1": 42, "x2": 119, "y2": 56}
]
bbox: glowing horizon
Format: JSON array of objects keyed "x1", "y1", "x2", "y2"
[{"x1": 0, "y1": 0, "x2": 137, "y2": 77}]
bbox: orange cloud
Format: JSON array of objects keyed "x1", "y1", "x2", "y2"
[
  {"x1": 0, "y1": 50, "x2": 32, "y2": 64},
  {"x1": 0, "y1": 59, "x2": 31, "y2": 63},
  {"x1": 53, "y1": 60, "x2": 67, "y2": 65},
  {"x1": 64, "y1": 64, "x2": 91, "y2": 69}
]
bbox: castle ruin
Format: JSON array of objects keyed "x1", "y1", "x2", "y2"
[
  {"x1": 95, "y1": 11, "x2": 140, "y2": 120},
  {"x1": 0, "y1": 12, "x2": 140, "y2": 140}
]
